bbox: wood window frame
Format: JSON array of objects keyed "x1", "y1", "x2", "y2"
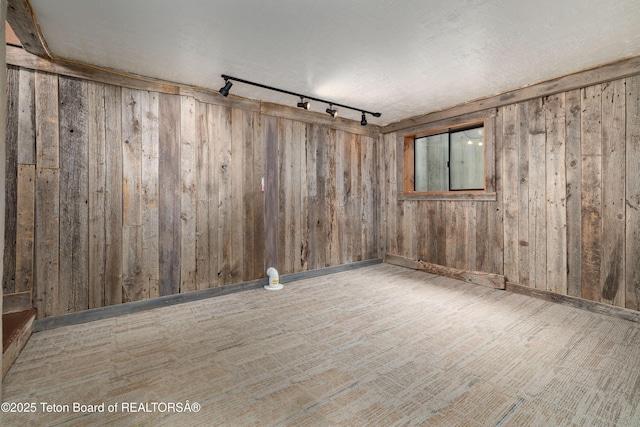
[{"x1": 398, "y1": 109, "x2": 497, "y2": 201}]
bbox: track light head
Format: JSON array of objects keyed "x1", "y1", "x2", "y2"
[
  {"x1": 360, "y1": 112, "x2": 367, "y2": 126},
  {"x1": 219, "y1": 80, "x2": 233, "y2": 97},
  {"x1": 326, "y1": 105, "x2": 338, "y2": 118},
  {"x1": 297, "y1": 97, "x2": 311, "y2": 110},
  {"x1": 372, "y1": 112, "x2": 381, "y2": 118}
]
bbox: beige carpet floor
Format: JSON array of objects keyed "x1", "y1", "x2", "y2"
[{"x1": 2, "y1": 263, "x2": 640, "y2": 426}]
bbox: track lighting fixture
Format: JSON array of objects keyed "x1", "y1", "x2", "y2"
[
  {"x1": 218, "y1": 74, "x2": 381, "y2": 125},
  {"x1": 219, "y1": 79, "x2": 233, "y2": 97},
  {"x1": 297, "y1": 97, "x2": 311, "y2": 110}
]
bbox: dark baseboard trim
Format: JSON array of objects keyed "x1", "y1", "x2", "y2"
[
  {"x1": 33, "y1": 259, "x2": 383, "y2": 332},
  {"x1": 506, "y1": 283, "x2": 640, "y2": 324}
]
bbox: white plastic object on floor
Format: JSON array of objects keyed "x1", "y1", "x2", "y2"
[{"x1": 264, "y1": 267, "x2": 283, "y2": 291}]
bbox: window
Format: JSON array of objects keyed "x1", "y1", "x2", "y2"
[
  {"x1": 414, "y1": 124, "x2": 485, "y2": 192},
  {"x1": 402, "y1": 118, "x2": 495, "y2": 200}
]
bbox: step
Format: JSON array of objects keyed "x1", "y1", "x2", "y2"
[{"x1": 2, "y1": 308, "x2": 37, "y2": 379}]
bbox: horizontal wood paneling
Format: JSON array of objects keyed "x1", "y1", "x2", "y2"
[
  {"x1": 382, "y1": 75, "x2": 640, "y2": 312},
  {"x1": 5, "y1": 65, "x2": 380, "y2": 318}
]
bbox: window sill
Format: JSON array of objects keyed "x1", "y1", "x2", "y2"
[{"x1": 398, "y1": 192, "x2": 497, "y2": 201}]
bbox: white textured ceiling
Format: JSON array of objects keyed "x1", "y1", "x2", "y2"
[{"x1": 29, "y1": 0, "x2": 640, "y2": 126}]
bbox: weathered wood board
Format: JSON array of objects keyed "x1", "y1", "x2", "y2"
[
  {"x1": 158, "y1": 93, "x2": 181, "y2": 296},
  {"x1": 385, "y1": 253, "x2": 506, "y2": 289},
  {"x1": 58, "y1": 76, "x2": 89, "y2": 313}
]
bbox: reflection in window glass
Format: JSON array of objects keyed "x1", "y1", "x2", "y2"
[
  {"x1": 450, "y1": 127, "x2": 484, "y2": 190},
  {"x1": 414, "y1": 125, "x2": 484, "y2": 192},
  {"x1": 415, "y1": 133, "x2": 448, "y2": 192}
]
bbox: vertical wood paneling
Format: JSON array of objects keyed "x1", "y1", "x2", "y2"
[
  {"x1": 545, "y1": 93, "x2": 567, "y2": 295},
  {"x1": 158, "y1": 93, "x2": 181, "y2": 295},
  {"x1": 59, "y1": 76, "x2": 89, "y2": 313},
  {"x1": 121, "y1": 88, "x2": 144, "y2": 302},
  {"x1": 385, "y1": 134, "x2": 398, "y2": 256},
  {"x1": 88, "y1": 82, "x2": 106, "y2": 309},
  {"x1": 342, "y1": 133, "x2": 355, "y2": 263},
  {"x1": 435, "y1": 201, "x2": 447, "y2": 266},
  {"x1": 305, "y1": 124, "x2": 318, "y2": 269},
  {"x1": 488, "y1": 111, "x2": 504, "y2": 275},
  {"x1": 502, "y1": 104, "x2": 519, "y2": 284},
  {"x1": 373, "y1": 132, "x2": 383, "y2": 258},
  {"x1": 35, "y1": 168, "x2": 59, "y2": 317},
  {"x1": 291, "y1": 121, "x2": 304, "y2": 272},
  {"x1": 328, "y1": 130, "x2": 340, "y2": 266},
  {"x1": 375, "y1": 73, "x2": 639, "y2": 314},
  {"x1": 445, "y1": 201, "x2": 457, "y2": 266},
  {"x1": 581, "y1": 85, "x2": 603, "y2": 302},
  {"x1": 350, "y1": 134, "x2": 363, "y2": 261},
  {"x1": 626, "y1": 75, "x2": 640, "y2": 311},
  {"x1": 416, "y1": 201, "x2": 429, "y2": 262},
  {"x1": 423, "y1": 202, "x2": 437, "y2": 263},
  {"x1": 600, "y1": 80, "x2": 626, "y2": 307},
  {"x1": 104, "y1": 85, "x2": 123, "y2": 307},
  {"x1": 467, "y1": 202, "x2": 477, "y2": 271},
  {"x1": 475, "y1": 201, "x2": 489, "y2": 272},
  {"x1": 241, "y1": 109, "x2": 256, "y2": 279},
  {"x1": 3, "y1": 66, "x2": 18, "y2": 294},
  {"x1": 264, "y1": 115, "x2": 279, "y2": 271},
  {"x1": 277, "y1": 118, "x2": 288, "y2": 271},
  {"x1": 15, "y1": 164, "x2": 34, "y2": 293},
  {"x1": 396, "y1": 201, "x2": 406, "y2": 258},
  {"x1": 455, "y1": 203, "x2": 468, "y2": 270},
  {"x1": 13, "y1": 62, "x2": 640, "y2": 321},
  {"x1": 229, "y1": 107, "x2": 244, "y2": 283},
  {"x1": 317, "y1": 125, "x2": 329, "y2": 267},
  {"x1": 17, "y1": 68, "x2": 35, "y2": 165},
  {"x1": 362, "y1": 136, "x2": 376, "y2": 260},
  {"x1": 35, "y1": 72, "x2": 59, "y2": 169},
  {"x1": 299, "y1": 124, "x2": 312, "y2": 270},
  {"x1": 206, "y1": 104, "x2": 220, "y2": 287},
  {"x1": 217, "y1": 105, "x2": 233, "y2": 284},
  {"x1": 180, "y1": 96, "x2": 197, "y2": 293},
  {"x1": 195, "y1": 100, "x2": 210, "y2": 289},
  {"x1": 517, "y1": 102, "x2": 530, "y2": 286},
  {"x1": 7, "y1": 65, "x2": 383, "y2": 319},
  {"x1": 383, "y1": 133, "x2": 392, "y2": 259},
  {"x1": 141, "y1": 91, "x2": 159, "y2": 299},
  {"x1": 252, "y1": 112, "x2": 265, "y2": 277},
  {"x1": 565, "y1": 89, "x2": 582, "y2": 298}
]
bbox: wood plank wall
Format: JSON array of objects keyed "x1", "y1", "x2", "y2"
[
  {"x1": 3, "y1": 65, "x2": 381, "y2": 318},
  {"x1": 381, "y1": 76, "x2": 640, "y2": 311}
]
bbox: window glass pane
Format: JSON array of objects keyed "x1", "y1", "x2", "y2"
[
  {"x1": 450, "y1": 126, "x2": 484, "y2": 190},
  {"x1": 415, "y1": 133, "x2": 448, "y2": 192}
]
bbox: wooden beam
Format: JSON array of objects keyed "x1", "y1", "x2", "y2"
[
  {"x1": 398, "y1": 192, "x2": 497, "y2": 202},
  {"x1": 6, "y1": 0, "x2": 48, "y2": 57},
  {"x1": 383, "y1": 54, "x2": 640, "y2": 134},
  {"x1": 7, "y1": 45, "x2": 182, "y2": 95},
  {"x1": 506, "y1": 283, "x2": 640, "y2": 324},
  {"x1": 384, "y1": 253, "x2": 506, "y2": 289}
]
